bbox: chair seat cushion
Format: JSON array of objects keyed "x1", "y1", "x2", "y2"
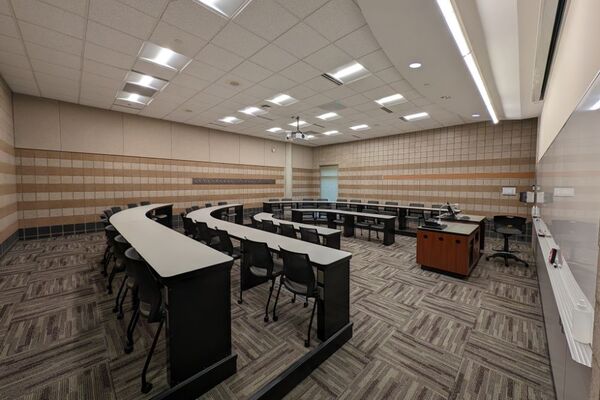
[
  {"x1": 496, "y1": 227, "x2": 522, "y2": 235},
  {"x1": 249, "y1": 260, "x2": 282, "y2": 277},
  {"x1": 283, "y1": 278, "x2": 317, "y2": 297}
]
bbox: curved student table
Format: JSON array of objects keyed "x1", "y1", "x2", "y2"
[
  {"x1": 290, "y1": 208, "x2": 397, "y2": 245},
  {"x1": 110, "y1": 204, "x2": 236, "y2": 399},
  {"x1": 187, "y1": 204, "x2": 353, "y2": 398},
  {"x1": 252, "y1": 212, "x2": 342, "y2": 249}
]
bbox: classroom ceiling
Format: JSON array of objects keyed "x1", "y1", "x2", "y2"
[{"x1": 0, "y1": 0, "x2": 544, "y2": 146}]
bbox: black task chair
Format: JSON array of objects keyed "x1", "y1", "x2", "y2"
[
  {"x1": 349, "y1": 199, "x2": 362, "y2": 212},
  {"x1": 190, "y1": 205, "x2": 200, "y2": 211},
  {"x1": 406, "y1": 203, "x2": 425, "y2": 229},
  {"x1": 214, "y1": 228, "x2": 242, "y2": 259},
  {"x1": 125, "y1": 250, "x2": 166, "y2": 394},
  {"x1": 111, "y1": 206, "x2": 122, "y2": 214},
  {"x1": 487, "y1": 216, "x2": 529, "y2": 267},
  {"x1": 107, "y1": 234, "x2": 128, "y2": 294},
  {"x1": 384, "y1": 201, "x2": 398, "y2": 214},
  {"x1": 102, "y1": 224, "x2": 118, "y2": 276},
  {"x1": 336, "y1": 199, "x2": 350, "y2": 211},
  {"x1": 272, "y1": 248, "x2": 318, "y2": 347},
  {"x1": 279, "y1": 223, "x2": 297, "y2": 239},
  {"x1": 140, "y1": 201, "x2": 150, "y2": 206},
  {"x1": 115, "y1": 245, "x2": 141, "y2": 321},
  {"x1": 300, "y1": 227, "x2": 320, "y2": 245},
  {"x1": 205, "y1": 203, "x2": 213, "y2": 208},
  {"x1": 195, "y1": 221, "x2": 219, "y2": 247},
  {"x1": 127, "y1": 203, "x2": 138, "y2": 208},
  {"x1": 182, "y1": 215, "x2": 196, "y2": 238},
  {"x1": 269, "y1": 198, "x2": 283, "y2": 218},
  {"x1": 315, "y1": 198, "x2": 330, "y2": 224},
  {"x1": 239, "y1": 238, "x2": 283, "y2": 322},
  {"x1": 185, "y1": 207, "x2": 193, "y2": 214},
  {"x1": 123, "y1": 247, "x2": 144, "y2": 354},
  {"x1": 261, "y1": 219, "x2": 278, "y2": 233},
  {"x1": 281, "y1": 198, "x2": 293, "y2": 217}
]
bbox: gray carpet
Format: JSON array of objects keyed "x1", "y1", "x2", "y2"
[{"x1": 0, "y1": 231, "x2": 554, "y2": 400}]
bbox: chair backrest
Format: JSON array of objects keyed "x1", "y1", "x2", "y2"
[
  {"x1": 103, "y1": 209, "x2": 113, "y2": 218},
  {"x1": 269, "y1": 198, "x2": 279, "y2": 202},
  {"x1": 140, "y1": 201, "x2": 150, "y2": 206},
  {"x1": 124, "y1": 247, "x2": 145, "y2": 287},
  {"x1": 205, "y1": 203, "x2": 213, "y2": 208},
  {"x1": 300, "y1": 227, "x2": 320, "y2": 245},
  {"x1": 218, "y1": 201, "x2": 228, "y2": 206},
  {"x1": 191, "y1": 205, "x2": 199, "y2": 211},
  {"x1": 384, "y1": 201, "x2": 398, "y2": 213},
  {"x1": 241, "y1": 238, "x2": 274, "y2": 275},
  {"x1": 261, "y1": 219, "x2": 277, "y2": 233},
  {"x1": 113, "y1": 234, "x2": 130, "y2": 262},
  {"x1": 214, "y1": 228, "x2": 234, "y2": 255},
  {"x1": 408, "y1": 203, "x2": 425, "y2": 217},
  {"x1": 365, "y1": 200, "x2": 380, "y2": 214},
  {"x1": 367, "y1": 200, "x2": 379, "y2": 204},
  {"x1": 280, "y1": 248, "x2": 315, "y2": 295},
  {"x1": 132, "y1": 251, "x2": 163, "y2": 322},
  {"x1": 195, "y1": 221, "x2": 213, "y2": 243},
  {"x1": 185, "y1": 207, "x2": 193, "y2": 214},
  {"x1": 282, "y1": 198, "x2": 292, "y2": 201},
  {"x1": 111, "y1": 206, "x2": 122, "y2": 213},
  {"x1": 279, "y1": 223, "x2": 297, "y2": 238},
  {"x1": 127, "y1": 203, "x2": 138, "y2": 208},
  {"x1": 182, "y1": 216, "x2": 196, "y2": 237},
  {"x1": 337, "y1": 199, "x2": 347, "y2": 202},
  {"x1": 493, "y1": 215, "x2": 526, "y2": 233},
  {"x1": 105, "y1": 225, "x2": 118, "y2": 244}
]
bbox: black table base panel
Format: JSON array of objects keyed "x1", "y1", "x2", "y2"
[
  {"x1": 248, "y1": 323, "x2": 353, "y2": 400},
  {"x1": 152, "y1": 353, "x2": 237, "y2": 400}
]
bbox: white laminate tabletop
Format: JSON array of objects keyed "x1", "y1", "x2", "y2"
[
  {"x1": 110, "y1": 204, "x2": 233, "y2": 278},
  {"x1": 419, "y1": 221, "x2": 479, "y2": 236},
  {"x1": 266, "y1": 200, "x2": 455, "y2": 212},
  {"x1": 292, "y1": 208, "x2": 396, "y2": 220},
  {"x1": 253, "y1": 212, "x2": 340, "y2": 235},
  {"x1": 187, "y1": 205, "x2": 351, "y2": 267}
]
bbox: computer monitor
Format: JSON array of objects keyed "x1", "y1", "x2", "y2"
[{"x1": 446, "y1": 202, "x2": 458, "y2": 218}]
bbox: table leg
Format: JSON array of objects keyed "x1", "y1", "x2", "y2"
[
  {"x1": 383, "y1": 219, "x2": 395, "y2": 245},
  {"x1": 235, "y1": 205, "x2": 243, "y2": 225},
  {"x1": 292, "y1": 210, "x2": 302, "y2": 223},
  {"x1": 343, "y1": 215, "x2": 354, "y2": 237},
  {"x1": 317, "y1": 259, "x2": 350, "y2": 341},
  {"x1": 324, "y1": 232, "x2": 341, "y2": 249},
  {"x1": 263, "y1": 202, "x2": 272, "y2": 213}
]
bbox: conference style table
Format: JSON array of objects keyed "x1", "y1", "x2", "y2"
[
  {"x1": 187, "y1": 204, "x2": 353, "y2": 397},
  {"x1": 264, "y1": 200, "x2": 486, "y2": 248},
  {"x1": 110, "y1": 204, "x2": 236, "y2": 399},
  {"x1": 252, "y1": 212, "x2": 342, "y2": 249},
  {"x1": 290, "y1": 208, "x2": 397, "y2": 245}
]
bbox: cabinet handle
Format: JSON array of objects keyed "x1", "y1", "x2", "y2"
[{"x1": 423, "y1": 234, "x2": 428, "y2": 239}]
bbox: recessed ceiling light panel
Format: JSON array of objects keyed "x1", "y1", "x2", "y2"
[
  {"x1": 325, "y1": 61, "x2": 370, "y2": 85},
  {"x1": 239, "y1": 106, "x2": 267, "y2": 116},
  {"x1": 472, "y1": 113, "x2": 481, "y2": 118},
  {"x1": 138, "y1": 42, "x2": 190, "y2": 71},
  {"x1": 316, "y1": 112, "x2": 340, "y2": 121},
  {"x1": 590, "y1": 98, "x2": 600, "y2": 111},
  {"x1": 322, "y1": 130, "x2": 341, "y2": 136},
  {"x1": 350, "y1": 124, "x2": 370, "y2": 131},
  {"x1": 125, "y1": 71, "x2": 168, "y2": 91},
  {"x1": 402, "y1": 112, "x2": 430, "y2": 121},
  {"x1": 288, "y1": 120, "x2": 309, "y2": 127},
  {"x1": 375, "y1": 93, "x2": 406, "y2": 107},
  {"x1": 219, "y1": 116, "x2": 243, "y2": 124},
  {"x1": 192, "y1": 0, "x2": 253, "y2": 19},
  {"x1": 266, "y1": 93, "x2": 297, "y2": 106},
  {"x1": 267, "y1": 127, "x2": 283, "y2": 133},
  {"x1": 116, "y1": 91, "x2": 150, "y2": 105},
  {"x1": 409, "y1": 62, "x2": 422, "y2": 69}
]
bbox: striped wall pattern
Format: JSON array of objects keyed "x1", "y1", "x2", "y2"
[
  {"x1": 313, "y1": 119, "x2": 537, "y2": 218},
  {"x1": 0, "y1": 77, "x2": 17, "y2": 255},
  {"x1": 15, "y1": 148, "x2": 284, "y2": 234},
  {"x1": 292, "y1": 167, "x2": 319, "y2": 198}
]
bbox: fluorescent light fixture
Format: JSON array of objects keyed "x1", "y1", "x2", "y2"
[
  {"x1": 590, "y1": 98, "x2": 600, "y2": 111},
  {"x1": 192, "y1": 0, "x2": 253, "y2": 19},
  {"x1": 125, "y1": 71, "x2": 167, "y2": 90},
  {"x1": 350, "y1": 124, "x2": 369, "y2": 131},
  {"x1": 436, "y1": 0, "x2": 498, "y2": 124},
  {"x1": 239, "y1": 106, "x2": 267, "y2": 116},
  {"x1": 305, "y1": 134, "x2": 315, "y2": 140},
  {"x1": 267, "y1": 127, "x2": 283, "y2": 133},
  {"x1": 138, "y1": 42, "x2": 190, "y2": 71},
  {"x1": 266, "y1": 93, "x2": 298, "y2": 106},
  {"x1": 375, "y1": 93, "x2": 406, "y2": 107},
  {"x1": 325, "y1": 61, "x2": 370, "y2": 84},
  {"x1": 322, "y1": 130, "x2": 340, "y2": 136},
  {"x1": 116, "y1": 91, "x2": 150, "y2": 105},
  {"x1": 219, "y1": 116, "x2": 243, "y2": 124},
  {"x1": 288, "y1": 120, "x2": 309, "y2": 127},
  {"x1": 402, "y1": 112, "x2": 430, "y2": 121},
  {"x1": 472, "y1": 113, "x2": 481, "y2": 118},
  {"x1": 409, "y1": 62, "x2": 422, "y2": 69},
  {"x1": 316, "y1": 112, "x2": 340, "y2": 121}
]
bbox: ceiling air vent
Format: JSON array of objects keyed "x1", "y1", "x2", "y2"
[{"x1": 318, "y1": 101, "x2": 347, "y2": 111}]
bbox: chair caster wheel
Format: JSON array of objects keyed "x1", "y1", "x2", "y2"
[
  {"x1": 304, "y1": 340, "x2": 310, "y2": 348},
  {"x1": 112, "y1": 306, "x2": 118, "y2": 313},
  {"x1": 141, "y1": 382, "x2": 152, "y2": 394},
  {"x1": 303, "y1": 302, "x2": 308, "y2": 308},
  {"x1": 116, "y1": 312, "x2": 123, "y2": 320},
  {"x1": 102, "y1": 271, "x2": 107, "y2": 276},
  {"x1": 107, "y1": 289, "x2": 113, "y2": 294},
  {"x1": 263, "y1": 316, "x2": 269, "y2": 322},
  {"x1": 237, "y1": 299, "x2": 243, "y2": 304},
  {"x1": 486, "y1": 256, "x2": 490, "y2": 261},
  {"x1": 124, "y1": 344, "x2": 133, "y2": 354},
  {"x1": 273, "y1": 315, "x2": 278, "y2": 321},
  {"x1": 291, "y1": 298, "x2": 295, "y2": 304}
]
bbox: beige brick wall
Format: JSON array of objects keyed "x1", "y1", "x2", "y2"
[{"x1": 0, "y1": 77, "x2": 17, "y2": 244}]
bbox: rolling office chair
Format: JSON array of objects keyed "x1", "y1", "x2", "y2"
[
  {"x1": 279, "y1": 223, "x2": 297, "y2": 239},
  {"x1": 487, "y1": 216, "x2": 529, "y2": 267},
  {"x1": 123, "y1": 247, "x2": 143, "y2": 354},
  {"x1": 384, "y1": 201, "x2": 399, "y2": 214},
  {"x1": 181, "y1": 215, "x2": 197, "y2": 238},
  {"x1": 185, "y1": 207, "x2": 193, "y2": 214},
  {"x1": 315, "y1": 198, "x2": 330, "y2": 224},
  {"x1": 261, "y1": 219, "x2": 278, "y2": 233},
  {"x1": 218, "y1": 201, "x2": 237, "y2": 221},
  {"x1": 111, "y1": 206, "x2": 122, "y2": 214},
  {"x1": 194, "y1": 221, "x2": 219, "y2": 247},
  {"x1": 281, "y1": 198, "x2": 293, "y2": 218},
  {"x1": 300, "y1": 198, "x2": 315, "y2": 223},
  {"x1": 190, "y1": 205, "x2": 200, "y2": 211},
  {"x1": 115, "y1": 245, "x2": 142, "y2": 321},
  {"x1": 336, "y1": 199, "x2": 350, "y2": 211},
  {"x1": 214, "y1": 228, "x2": 242, "y2": 259},
  {"x1": 111, "y1": 235, "x2": 131, "y2": 316},
  {"x1": 123, "y1": 248, "x2": 166, "y2": 394},
  {"x1": 140, "y1": 201, "x2": 150, "y2": 206},
  {"x1": 239, "y1": 238, "x2": 283, "y2": 322},
  {"x1": 127, "y1": 203, "x2": 138, "y2": 208},
  {"x1": 102, "y1": 224, "x2": 118, "y2": 276},
  {"x1": 300, "y1": 226, "x2": 320, "y2": 245},
  {"x1": 272, "y1": 248, "x2": 318, "y2": 347},
  {"x1": 269, "y1": 198, "x2": 283, "y2": 218},
  {"x1": 406, "y1": 203, "x2": 426, "y2": 230},
  {"x1": 349, "y1": 199, "x2": 362, "y2": 212},
  {"x1": 205, "y1": 203, "x2": 213, "y2": 208}
]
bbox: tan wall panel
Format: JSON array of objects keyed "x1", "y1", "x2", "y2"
[
  {"x1": 14, "y1": 95, "x2": 61, "y2": 150},
  {"x1": 239, "y1": 135, "x2": 265, "y2": 166},
  {"x1": 264, "y1": 140, "x2": 285, "y2": 167},
  {"x1": 209, "y1": 130, "x2": 240, "y2": 164},
  {"x1": 59, "y1": 102, "x2": 124, "y2": 155},
  {"x1": 292, "y1": 144, "x2": 313, "y2": 168},
  {"x1": 171, "y1": 122, "x2": 210, "y2": 161},
  {"x1": 123, "y1": 114, "x2": 172, "y2": 158}
]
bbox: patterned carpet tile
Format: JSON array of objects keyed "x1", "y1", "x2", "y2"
[
  {"x1": 348, "y1": 309, "x2": 395, "y2": 355},
  {"x1": 417, "y1": 294, "x2": 480, "y2": 326},
  {"x1": 401, "y1": 309, "x2": 471, "y2": 356},
  {"x1": 431, "y1": 281, "x2": 484, "y2": 307},
  {"x1": 353, "y1": 293, "x2": 414, "y2": 327},
  {"x1": 475, "y1": 309, "x2": 547, "y2": 355}
]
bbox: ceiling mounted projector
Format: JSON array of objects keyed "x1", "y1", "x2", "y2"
[{"x1": 286, "y1": 116, "x2": 306, "y2": 141}]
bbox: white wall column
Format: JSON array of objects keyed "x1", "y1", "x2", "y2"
[{"x1": 284, "y1": 142, "x2": 293, "y2": 197}]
